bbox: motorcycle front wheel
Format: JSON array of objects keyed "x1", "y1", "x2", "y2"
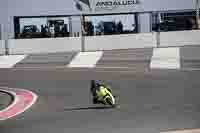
[
  {"x1": 105, "y1": 97, "x2": 113, "y2": 105},
  {"x1": 104, "y1": 95, "x2": 115, "y2": 106}
]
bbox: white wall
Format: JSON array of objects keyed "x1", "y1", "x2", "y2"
[
  {"x1": 85, "y1": 33, "x2": 157, "y2": 51},
  {"x1": 5, "y1": 30, "x2": 200, "y2": 54},
  {"x1": 8, "y1": 37, "x2": 81, "y2": 54},
  {"x1": 160, "y1": 30, "x2": 200, "y2": 47},
  {"x1": 0, "y1": 40, "x2": 5, "y2": 55}
]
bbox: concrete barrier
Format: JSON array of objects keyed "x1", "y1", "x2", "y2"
[
  {"x1": 7, "y1": 30, "x2": 200, "y2": 55},
  {"x1": 0, "y1": 40, "x2": 5, "y2": 55},
  {"x1": 8, "y1": 37, "x2": 81, "y2": 54},
  {"x1": 160, "y1": 30, "x2": 200, "y2": 47},
  {"x1": 85, "y1": 33, "x2": 157, "y2": 51}
]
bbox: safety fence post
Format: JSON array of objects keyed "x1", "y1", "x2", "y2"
[
  {"x1": 80, "y1": 14, "x2": 85, "y2": 52},
  {"x1": 5, "y1": 39, "x2": 9, "y2": 55},
  {"x1": 196, "y1": 0, "x2": 200, "y2": 29},
  {"x1": 156, "y1": 31, "x2": 160, "y2": 48}
]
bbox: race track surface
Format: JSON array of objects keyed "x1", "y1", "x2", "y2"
[
  {"x1": 1, "y1": 68, "x2": 200, "y2": 133},
  {"x1": 0, "y1": 91, "x2": 12, "y2": 111},
  {"x1": 1, "y1": 46, "x2": 200, "y2": 133}
]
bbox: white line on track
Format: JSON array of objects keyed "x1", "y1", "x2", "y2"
[
  {"x1": 67, "y1": 51, "x2": 103, "y2": 68},
  {"x1": 0, "y1": 55, "x2": 27, "y2": 68},
  {"x1": 160, "y1": 128, "x2": 200, "y2": 133},
  {"x1": 150, "y1": 47, "x2": 180, "y2": 69}
]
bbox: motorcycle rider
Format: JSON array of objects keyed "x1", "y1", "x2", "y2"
[{"x1": 90, "y1": 80, "x2": 114, "y2": 105}]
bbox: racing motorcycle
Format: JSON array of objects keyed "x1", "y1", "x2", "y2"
[{"x1": 95, "y1": 85, "x2": 116, "y2": 106}]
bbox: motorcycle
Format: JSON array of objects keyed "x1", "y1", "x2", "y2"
[{"x1": 96, "y1": 86, "x2": 116, "y2": 106}]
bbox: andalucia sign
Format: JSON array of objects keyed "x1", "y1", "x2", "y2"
[{"x1": 74, "y1": 0, "x2": 142, "y2": 13}]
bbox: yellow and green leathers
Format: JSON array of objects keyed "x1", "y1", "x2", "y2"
[
  {"x1": 90, "y1": 80, "x2": 114, "y2": 105},
  {"x1": 95, "y1": 86, "x2": 112, "y2": 102}
]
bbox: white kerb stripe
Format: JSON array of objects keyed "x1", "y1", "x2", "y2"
[
  {"x1": 68, "y1": 51, "x2": 103, "y2": 68},
  {"x1": 150, "y1": 47, "x2": 180, "y2": 69},
  {"x1": 160, "y1": 129, "x2": 200, "y2": 133},
  {"x1": 0, "y1": 55, "x2": 27, "y2": 68}
]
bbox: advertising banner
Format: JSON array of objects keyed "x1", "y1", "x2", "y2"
[{"x1": 73, "y1": 0, "x2": 144, "y2": 14}]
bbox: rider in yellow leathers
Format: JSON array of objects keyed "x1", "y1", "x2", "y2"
[{"x1": 90, "y1": 80, "x2": 114, "y2": 105}]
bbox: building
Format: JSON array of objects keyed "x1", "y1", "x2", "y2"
[{"x1": 0, "y1": 0, "x2": 197, "y2": 40}]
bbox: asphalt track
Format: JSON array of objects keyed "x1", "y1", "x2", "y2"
[
  {"x1": 1, "y1": 68, "x2": 200, "y2": 133},
  {"x1": 1, "y1": 46, "x2": 200, "y2": 133},
  {"x1": 0, "y1": 91, "x2": 12, "y2": 111}
]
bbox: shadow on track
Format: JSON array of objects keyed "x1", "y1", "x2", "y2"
[{"x1": 64, "y1": 106, "x2": 116, "y2": 111}]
